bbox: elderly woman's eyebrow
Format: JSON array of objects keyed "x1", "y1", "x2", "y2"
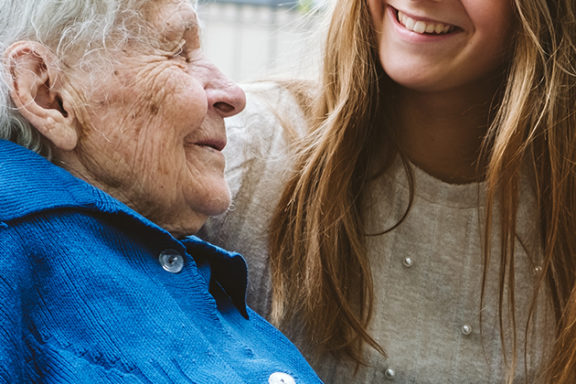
[
  {"x1": 162, "y1": 18, "x2": 200, "y2": 49},
  {"x1": 176, "y1": 21, "x2": 199, "y2": 52},
  {"x1": 183, "y1": 19, "x2": 199, "y2": 33},
  {"x1": 183, "y1": 22, "x2": 199, "y2": 40},
  {"x1": 158, "y1": 9, "x2": 199, "y2": 36}
]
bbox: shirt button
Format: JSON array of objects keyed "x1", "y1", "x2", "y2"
[
  {"x1": 158, "y1": 249, "x2": 184, "y2": 273},
  {"x1": 402, "y1": 257, "x2": 414, "y2": 268},
  {"x1": 384, "y1": 368, "x2": 396, "y2": 380},
  {"x1": 461, "y1": 324, "x2": 473, "y2": 336},
  {"x1": 268, "y1": 372, "x2": 295, "y2": 384}
]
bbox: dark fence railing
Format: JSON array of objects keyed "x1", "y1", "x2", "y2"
[{"x1": 200, "y1": 0, "x2": 299, "y2": 7}]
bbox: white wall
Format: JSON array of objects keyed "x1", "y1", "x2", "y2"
[{"x1": 197, "y1": 2, "x2": 324, "y2": 82}]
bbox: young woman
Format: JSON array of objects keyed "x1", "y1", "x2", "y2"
[{"x1": 201, "y1": 0, "x2": 576, "y2": 382}]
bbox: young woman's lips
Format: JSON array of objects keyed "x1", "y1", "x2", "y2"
[{"x1": 388, "y1": 6, "x2": 461, "y2": 38}]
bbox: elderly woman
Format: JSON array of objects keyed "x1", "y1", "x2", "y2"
[{"x1": 0, "y1": 0, "x2": 321, "y2": 383}]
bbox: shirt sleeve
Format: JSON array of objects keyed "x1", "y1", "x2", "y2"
[{"x1": 0, "y1": 224, "x2": 26, "y2": 383}]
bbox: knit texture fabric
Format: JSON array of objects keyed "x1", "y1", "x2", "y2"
[{"x1": 0, "y1": 139, "x2": 322, "y2": 384}]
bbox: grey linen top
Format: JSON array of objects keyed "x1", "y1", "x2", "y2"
[{"x1": 200, "y1": 82, "x2": 554, "y2": 383}]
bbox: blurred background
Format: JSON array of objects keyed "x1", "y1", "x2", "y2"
[{"x1": 197, "y1": 0, "x2": 328, "y2": 82}]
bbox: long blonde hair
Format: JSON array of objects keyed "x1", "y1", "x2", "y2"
[{"x1": 269, "y1": 0, "x2": 576, "y2": 381}]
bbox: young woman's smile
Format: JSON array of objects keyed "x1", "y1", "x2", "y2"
[
  {"x1": 387, "y1": 5, "x2": 461, "y2": 42},
  {"x1": 369, "y1": 0, "x2": 515, "y2": 93}
]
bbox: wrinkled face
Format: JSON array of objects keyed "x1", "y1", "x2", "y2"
[
  {"x1": 67, "y1": 0, "x2": 245, "y2": 236},
  {"x1": 367, "y1": 0, "x2": 515, "y2": 93}
]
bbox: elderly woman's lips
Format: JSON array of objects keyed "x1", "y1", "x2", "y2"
[{"x1": 193, "y1": 139, "x2": 226, "y2": 151}]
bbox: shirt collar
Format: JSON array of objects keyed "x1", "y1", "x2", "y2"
[
  {"x1": 0, "y1": 139, "x2": 248, "y2": 313},
  {"x1": 182, "y1": 236, "x2": 249, "y2": 318}
]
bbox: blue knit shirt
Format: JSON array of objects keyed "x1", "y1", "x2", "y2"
[{"x1": 0, "y1": 140, "x2": 321, "y2": 384}]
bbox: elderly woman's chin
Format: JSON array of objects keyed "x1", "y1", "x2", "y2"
[
  {"x1": 153, "y1": 175, "x2": 231, "y2": 238},
  {"x1": 190, "y1": 176, "x2": 232, "y2": 221}
]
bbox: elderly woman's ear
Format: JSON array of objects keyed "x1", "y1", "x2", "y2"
[{"x1": 5, "y1": 41, "x2": 78, "y2": 151}]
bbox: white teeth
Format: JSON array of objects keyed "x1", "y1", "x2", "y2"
[
  {"x1": 425, "y1": 23, "x2": 436, "y2": 34},
  {"x1": 403, "y1": 16, "x2": 415, "y2": 31},
  {"x1": 413, "y1": 21, "x2": 426, "y2": 34},
  {"x1": 397, "y1": 11, "x2": 454, "y2": 35}
]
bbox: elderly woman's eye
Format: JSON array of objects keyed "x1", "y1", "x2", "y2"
[{"x1": 170, "y1": 41, "x2": 191, "y2": 63}]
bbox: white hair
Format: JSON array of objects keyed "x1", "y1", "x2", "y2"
[{"x1": 0, "y1": 0, "x2": 152, "y2": 157}]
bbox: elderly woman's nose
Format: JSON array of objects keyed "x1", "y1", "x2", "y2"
[{"x1": 207, "y1": 75, "x2": 246, "y2": 118}]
